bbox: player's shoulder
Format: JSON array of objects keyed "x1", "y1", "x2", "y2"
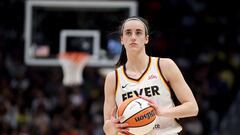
[
  {"x1": 158, "y1": 57, "x2": 176, "y2": 66},
  {"x1": 104, "y1": 70, "x2": 118, "y2": 92},
  {"x1": 151, "y1": 56, "x2": 174, "y2": 63},
  {"x1": 157, "y1": 58, "x2": 179, "y2": 81},
  {"x1": 158, "y1": 58, "x2": 179, "y2": 74},
  {"x1": 105, "y1": 70, "x2": 116, "y2": 82}
]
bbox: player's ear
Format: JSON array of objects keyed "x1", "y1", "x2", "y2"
[
  {"x1": 145, "y1": 35, "x2": 149, "y2": 44},
  {"x1": 120, "y1": 36, "x2": 124, "y2": 45}
]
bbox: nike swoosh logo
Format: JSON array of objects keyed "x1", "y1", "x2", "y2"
[{"x1": 122, "y1": 84, "x2": 129, "y2": 89}]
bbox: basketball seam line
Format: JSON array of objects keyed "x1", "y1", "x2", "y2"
[
  {"x1": 119, "y1": 97, "x2": 138, "y2": 116},
  {"x1": 122, "y1": 106, "x2": 153, "y2": 123}
]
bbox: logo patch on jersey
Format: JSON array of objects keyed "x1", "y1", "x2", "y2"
[
  {"x1": 148, "y1": 74, "x2": 158, "y2": 80},
  {"x1": 122, "y1": 84, "x2": 129, "y2": 89},
  {"x1": 153, "y1": 124, "x2": 161, "y2": 129},
  {"x1": 121, "y1": 83, "x2": 137, "y2": 91}
]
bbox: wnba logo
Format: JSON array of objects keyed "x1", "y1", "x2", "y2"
[
  {"x1": 135, "y1": 110, "x2": 155, "y2": 122},
  {"x1": 148, "y1": 74, "x2": 157, "y2": 80}
]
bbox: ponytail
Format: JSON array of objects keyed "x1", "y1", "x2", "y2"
[{"x1": 115, "y1": 47, "x2": 127, "y2": 68}]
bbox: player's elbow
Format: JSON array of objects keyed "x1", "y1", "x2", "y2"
[{"x1": 191, "y1": 102, "x2": 199, "y2": 116}]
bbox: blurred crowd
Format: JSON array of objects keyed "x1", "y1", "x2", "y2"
[{"x1": 0, "y1": 0, "x2": 240, "y2": 135}]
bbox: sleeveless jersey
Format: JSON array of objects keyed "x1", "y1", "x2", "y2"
[{"x1": 115, "y1": 57, "x2": 182, "y2": 135}]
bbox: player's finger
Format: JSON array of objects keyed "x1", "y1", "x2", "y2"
[
  {"x1": 139, "y1": 95, "x2": 153, "y2": 103},
  {"x1": 139, "y1": 95, "x2": 159, "y2": 115},
  {"x1": 118, "y1": 115, "x2": 126, "y2": 122},
  {"x1": 119, "y1": 130, "x2": 130, "y2": 135},
  {"x1": 117, "y1": 125, "x2": 129, "y2": 134},
  {"x1": 116, "y1": 123, "x2": 128, "y2": 128},
  {"x1": 112, "y1": 118, "x2": 120, "y2": 124},
  {"x1": 112, "y1": 116, "x2": 125, "y2": 124}
]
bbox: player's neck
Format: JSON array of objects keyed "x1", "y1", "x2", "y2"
[{"x1": 126, "y1": 53, "x2": 149, "y2": 73}]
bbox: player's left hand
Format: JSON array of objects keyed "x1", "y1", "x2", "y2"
[{"x1": 139, "y1": 96, "x2": 162, "y2": 116}]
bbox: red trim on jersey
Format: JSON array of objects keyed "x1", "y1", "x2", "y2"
[
  {"x1": 157, "y1": 58, "x2": 180, "y2": 106},
  {"x1": 157, "y1": 58, "x2": 169, "y2": 84},
  {"x1": 157, "y1": 58, "x2": 172, "y2": 94},
  {"x1": 123, "y1": 56, "x2": 151, "y2": 82},
  {"x1": 115, "y1": 69, "x2": 118, "y2": 94}
]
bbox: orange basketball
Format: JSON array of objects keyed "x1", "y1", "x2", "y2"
[{"x1": 117, "y1": 97, "x2": 157, "y2": 135}]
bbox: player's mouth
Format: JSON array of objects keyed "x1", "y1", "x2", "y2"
[{"x1": 130, "y1": 43, "x2": 137, "y2": 47}]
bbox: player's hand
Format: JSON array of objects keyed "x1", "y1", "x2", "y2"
[
  {"x1": 104, "y1": 119, "x2": 116, "y2": 135},
  {"x1": 111, "y1": 107, "x2": 130, "y2": 135},
  {"x1": 139, "y1": 96, "x2": 162, "y2": 116}
]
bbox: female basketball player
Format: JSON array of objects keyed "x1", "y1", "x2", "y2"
[{"x1": 103, "y1": 16, "x2": 198, "y2": 135}]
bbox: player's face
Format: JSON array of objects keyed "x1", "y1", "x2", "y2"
[{"x1": 121, "y1": 20, "x2": 149, "y2": 51}]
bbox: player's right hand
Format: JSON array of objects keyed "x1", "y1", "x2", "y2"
[{"x1": 112, "y1": 107, "x2": 130, "y2": 135}]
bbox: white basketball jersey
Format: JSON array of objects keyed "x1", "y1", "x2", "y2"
[{"x1": 115, "y1": 57, "x2": 182, "y2": 135}]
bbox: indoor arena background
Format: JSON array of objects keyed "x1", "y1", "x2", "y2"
[{"x1": 0, "y1": 0, "x2": 240, "y2": 135}]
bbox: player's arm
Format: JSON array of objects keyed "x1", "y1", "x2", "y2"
[
  {"x1": 160, "y1": 58, "x2": 198, "y2": 118},
  {"x1": 103, "y1": 71, "x2": 117, "y2": 134},
  {"x1": 147, "y1": 58, "x2": 198, "y2": 118},
  {"x1": 103, "y1": 71, "x2": 129, "y2": 135}
]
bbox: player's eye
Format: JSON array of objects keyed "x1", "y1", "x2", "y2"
[
  {"x1": 136, "y1": 31, "x2": 143, "y2": 36},
  {"x1": 125, "y1": 31, "x2": 131, "y2": 36}
]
